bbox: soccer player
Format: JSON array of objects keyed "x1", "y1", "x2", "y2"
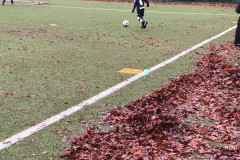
[
  {"x1": 132, "y1": 0, "x2": 149, "y2": 29},
  {"x1": 235, "y1": 0, "x2": 240, "y2": 47},
  {"x1": 2, "y1": 0, "x2": 14, "y2": 5}
]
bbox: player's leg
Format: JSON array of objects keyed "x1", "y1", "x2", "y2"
[
  {"x1": 142, "y1": 10, "x2": 148, "y2": 28},
  {"x1": 137, "y1": 8, "x2": 145, "y2": 28},
  {"x1": 137, "y1": 16, "x2": 145, "y2": 28},
  {"x1": 235, "y1": 23, "x2": 240, "y2": 47},
  {"x1": 2, "y1": 0, "x2": 6, "y2": 5},
  {"x1": 11, "y1": 0, "x2": 13, "y2": 4},
  {"x1": 138, "y1": 9, "x2": 148, "y2": 28}
]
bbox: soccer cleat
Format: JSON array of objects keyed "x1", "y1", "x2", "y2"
[
  {"x1": 140, "y1": 21, "x2": 144, "y2": 28},
  {"x1": 143, "y1": 21, "x2": 148, "y2": 28}
]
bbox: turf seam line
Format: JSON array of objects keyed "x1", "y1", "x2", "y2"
[
  {"x1": 34, "y1": 5, "x2": 238, "y2": 17},
  {"x1": 0, "y1": 25, "x2": 237, "y2": 151}
]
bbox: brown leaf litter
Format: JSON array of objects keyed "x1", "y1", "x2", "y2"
[{"x1": 60, "y1": 41, "x2": 240, "y2": 159}]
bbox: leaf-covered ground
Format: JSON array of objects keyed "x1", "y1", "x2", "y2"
[
  {"x1": 60, "y1": 41, "x2": 240, "y2": 159},
  {"x1": 86, "y1": 0, "x2": 238, "y2": 8},
  {"x1": 149, "y1": 1, "x2": 237, "y2": 8}
]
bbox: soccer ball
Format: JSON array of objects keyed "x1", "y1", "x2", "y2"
[{"x1": 122, "y1": 20, "x2": 129, "y2": 27}]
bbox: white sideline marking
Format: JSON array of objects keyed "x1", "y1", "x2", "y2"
[
  {"x1": 0, "y1": 25, "x2": 237, "y2": 150},
  {"x1": 43, "y1": 5, "x2": 238, "y2": 17}
]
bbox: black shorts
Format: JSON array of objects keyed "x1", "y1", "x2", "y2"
[{"x1": 137, "y1": 8, "x2": 144, "y2": 18}]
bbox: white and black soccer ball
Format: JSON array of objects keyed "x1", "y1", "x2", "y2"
[{"x1": 122, "y1": 20, "x2": 129, "y2": 27}]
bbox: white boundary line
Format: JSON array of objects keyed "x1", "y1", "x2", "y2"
[
  {"x1": 0, "y1": 25, "x2": 237, "y2": 150},
  {"x1": 31, "y1": 5, "x2": 239, "y2": 17}
]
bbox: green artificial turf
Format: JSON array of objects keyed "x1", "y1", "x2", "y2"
[{"x1": 0, "y1": 0, "x2": 237, "y2": 159}]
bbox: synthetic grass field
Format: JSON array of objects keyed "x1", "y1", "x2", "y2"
[{"x1": 0, "y1": 0, "x2": 238, "y2": 159}]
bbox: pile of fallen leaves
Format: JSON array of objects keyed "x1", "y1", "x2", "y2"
[
  {"x1": 60, "y1": 42, "x2": 240, "y2": 159},
  {"x1": 150, "y1": 1, "x2": 237, "y2": 8}
]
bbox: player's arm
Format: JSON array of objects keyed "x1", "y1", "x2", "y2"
[
  {"x1": 132, "y1": 3, "x2": 137, "y2": 13},
  {"x1": 236, "y1": 1, "x2": 240, "y2": 13},
  {"x1": 145, "y1": 0, "x2": 149, "y2": 7}
]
